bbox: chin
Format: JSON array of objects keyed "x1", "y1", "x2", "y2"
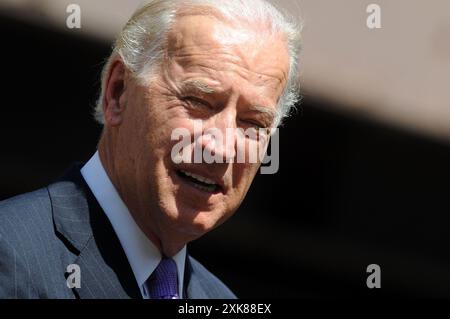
[
  {"x1": 162, "y1": 198, "x2": 229, "y2": 239},
  {"x1": 152, "y1": 162, "x2": 237, "y2": 239}
]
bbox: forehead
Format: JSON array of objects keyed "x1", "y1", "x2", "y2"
[{"x1": 166, "y1": 14, "x2": 290, "y2": 92}]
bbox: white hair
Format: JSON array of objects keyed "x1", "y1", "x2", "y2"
[{"x1": 94, "y1": 0, "x2": 303, "y2": 127}]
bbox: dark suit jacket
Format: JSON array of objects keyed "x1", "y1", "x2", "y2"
[{"x1": 0, "y1": 165, "x2": 236, "y2": 299}]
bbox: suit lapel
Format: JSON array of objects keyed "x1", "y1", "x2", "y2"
[
  {"x1": 183, "y1": 255, "x2": 210, "y2": 299},
  {"x1": 48, "y1": 165, "x2": 142, "y2": 299}
]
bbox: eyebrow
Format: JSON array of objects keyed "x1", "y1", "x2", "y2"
[
  {"x1": 248, "y1": 105, "x2": 279, "y2": 125},
  {"x1": 181, "y1": 80, "x2": 216, "y2": 94},
  {"x1": 181, "y1": 80, "x2": 279, "y2": 125}
]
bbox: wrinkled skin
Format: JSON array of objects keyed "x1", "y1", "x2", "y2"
[{"x1": 98, "y1": 14, "x2": 290, "y2": 256}]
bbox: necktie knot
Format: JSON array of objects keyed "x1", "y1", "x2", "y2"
[{"x1": 147, "y1": 257, "x2": 179, "y2": 299}]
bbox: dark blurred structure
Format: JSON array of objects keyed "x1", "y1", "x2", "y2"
[{"x1": 1, "y1": 11, "x2": 450, "y2": 298}]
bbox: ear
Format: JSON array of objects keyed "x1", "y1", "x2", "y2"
[{"x1": 103, "y1": 58, "x2": 128, "y2": 126}]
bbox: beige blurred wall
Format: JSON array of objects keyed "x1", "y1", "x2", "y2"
[
  {"x1": 1, "y1": 0, "x2": 449, "y2": 141},
  {"x1": 299, "y1": 0, "x2": 450, "y2": 142}
]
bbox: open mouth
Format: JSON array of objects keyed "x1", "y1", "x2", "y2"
[{"x1": 176, "y1": 169, "x2": 222, "y2": 194}]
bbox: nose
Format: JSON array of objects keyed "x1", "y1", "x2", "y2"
[{"x1": 200, "y1": 108, "x2": 237, "y2": 163}]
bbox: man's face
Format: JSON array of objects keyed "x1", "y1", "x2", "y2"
[{"x1": 114, "y1": 15, "x2": 289, "y2": 246}]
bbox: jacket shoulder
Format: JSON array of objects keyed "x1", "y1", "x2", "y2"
[
  {"x1": 0, "y1": 187, "x2": 53, "y2": 234},
  {"x1": 0, "y1": 187, "x2": 76, "y2": 298}
]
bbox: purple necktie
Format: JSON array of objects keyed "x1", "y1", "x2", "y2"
[{"x1": 147, "y1": 257, "x2": 179, "y2": 299}]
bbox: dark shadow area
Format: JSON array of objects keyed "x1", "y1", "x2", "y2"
[{"x1": 1, "y1": 14, "x2": 450, "y2": 298}]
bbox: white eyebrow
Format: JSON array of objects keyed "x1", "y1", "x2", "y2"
[
  {"x1": 248, "y1": 105, "x2": 279, "y2": 123},
  {"x1": 181, "y1": 81, "x2": 279, "y2": 125},
  {"x1": 181, "y1": 80, "x2": 215, "y2": 94}
]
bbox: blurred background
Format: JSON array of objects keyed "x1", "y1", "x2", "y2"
[{"x1": 1, "y1": 0, "x2": 450, "y2": 298}]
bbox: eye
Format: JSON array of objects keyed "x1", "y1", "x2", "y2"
[
  {"x1": 240, "y1": 119, "x2": 266, "y2": 130},
  {"x1": 183, "y1": 96, "x2": 212, "y2": 110}
]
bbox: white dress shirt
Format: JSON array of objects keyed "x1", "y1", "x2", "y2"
[{"x1": 80, "y1": 151, "x2": 186, "y2": 298}]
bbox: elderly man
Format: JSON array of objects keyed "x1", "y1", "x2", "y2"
[{"x1": 0, "y1": 0, "x2": 301, "y2": 299}]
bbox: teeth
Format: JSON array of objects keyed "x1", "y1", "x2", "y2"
[{"x1": 181, "y1": 170, "x2": 217, "y2": 185}]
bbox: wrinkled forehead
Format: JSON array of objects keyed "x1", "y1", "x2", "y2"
[
  {"x1": 171, "y1": 5, "x2": 285, "y2": 45},
  {"x1": 165, "y1": 13, "x2": 290, "y2": 86}
]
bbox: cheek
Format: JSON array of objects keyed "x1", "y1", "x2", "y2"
[
  {"x1": 244, "y1": 165, "x2": 260, "y2": 190},
  {"x1": 141, "y1": 113, "x2": 182, "y2": 156},
  {"x1": 232, "y1": 163, "x2": 260, "y2": 194}
]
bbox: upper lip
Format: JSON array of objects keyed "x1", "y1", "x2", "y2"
[{"x1": 175, "y1": 166, "x2": 226, "y2": 192}]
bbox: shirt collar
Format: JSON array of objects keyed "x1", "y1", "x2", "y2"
[{"x1": 80, "y1": 151, "x2": 186, "y2": 298}]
